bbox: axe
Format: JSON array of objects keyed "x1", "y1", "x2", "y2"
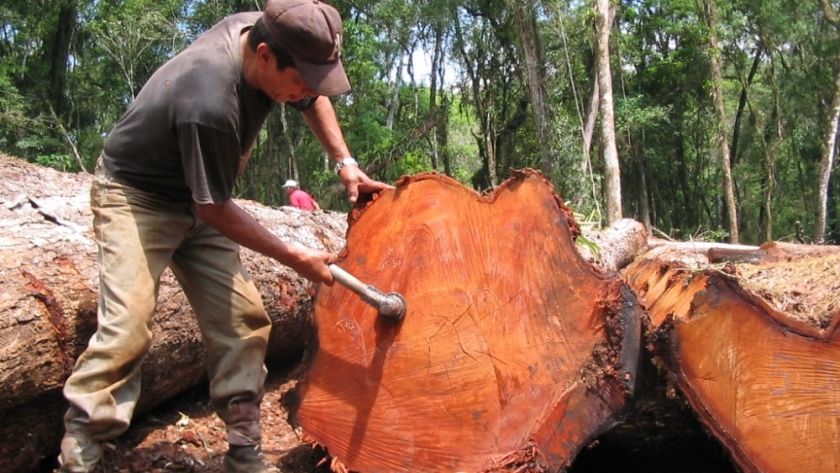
[{"x1": 328, "y1": 265, "x2": 407, "y2": 321}]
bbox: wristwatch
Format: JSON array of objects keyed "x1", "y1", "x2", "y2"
[{"x1": 334, "y1": 157, "x2": 359, "y2": 174}]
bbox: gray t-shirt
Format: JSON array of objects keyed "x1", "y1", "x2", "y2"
[{"x1": 101, "y1": 12, "x2": 291, "y2": 204}]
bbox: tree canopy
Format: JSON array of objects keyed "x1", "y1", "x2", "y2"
[{"x1": 1, "y1": 0, "x2": 838, "y2": 244}]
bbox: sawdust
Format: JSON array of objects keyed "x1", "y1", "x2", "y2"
[{"x1": 735, "y1": 253, "x2": 840, "y2": 330}]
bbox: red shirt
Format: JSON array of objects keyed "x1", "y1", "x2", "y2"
[{"x1": 289, "y1": 189, "x2": 317, "y2": 210}]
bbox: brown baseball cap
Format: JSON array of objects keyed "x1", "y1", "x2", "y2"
[{"x1": 263, "y1": 0, "x2": 351, "y2": 96}]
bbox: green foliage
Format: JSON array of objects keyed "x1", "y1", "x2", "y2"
[
  {"x1": 1, "y1": 0, "x2": 836, "y2": 248},
  {"x1": 572, "y1": 207, "x2": 604, "y2": 258},
  {"x1": 36, "y1": 153, "x2": 78, "y2": 172},
  {"x1": 688, "y1": 226, "x2": 730, "y2": 243},
  {"x1": 0, "y1": 69, "x2": 29, "y2": 150},
  {"x1": 614, "y1": 96, "x2": 670, "y2": 136}
]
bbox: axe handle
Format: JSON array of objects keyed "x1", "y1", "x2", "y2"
[{"x1": 328, "y1": 264, "x2": 386, "y2": 307}]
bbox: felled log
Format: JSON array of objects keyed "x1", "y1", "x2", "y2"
[
  {"x1": 0, "y1": 154, "x2": 347, "y2": 472},
  {"x1": 623, "y1": 250, "x2": 840, "y2": 473},
  {"x1": 759, "y1": 240, "x2": 840, "y2": 263},
  {"x1": 576, "y1": 218, "x2": 648, "y2": 272},
  {"x1": 288, "y1": 170, "x2": 643, "y2": 473},
  {"x1": 644, "y1": 238, "x2": 764, "y2": 265}
]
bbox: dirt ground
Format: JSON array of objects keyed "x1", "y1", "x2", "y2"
[{"x1": 39, "y1": 360, "x2": 333, "y2": 473}]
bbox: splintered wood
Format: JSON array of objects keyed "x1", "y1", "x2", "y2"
[
  {"x1": 623, "y1": 258, "x2": 840, "y2": 473},
  {"x1": 290, "y1": 171, "x2": 643, "y2": 473}
]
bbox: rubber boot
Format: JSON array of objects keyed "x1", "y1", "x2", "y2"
[{"x1": 222, "y1": 444, "x2": 281, "y2": 473}]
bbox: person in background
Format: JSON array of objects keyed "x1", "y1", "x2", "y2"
[
  {"x1": 283, "y1": 179, "x2": 321, "y2": 210},
  {"x1": 55, "y1": 0, "x2": 391, "y2": 472}
]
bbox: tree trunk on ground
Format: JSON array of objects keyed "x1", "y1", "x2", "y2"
[
  {"x1": 289, "y1": 170, "x2": 643, "y2": 473},
  {"x1": 0, "y1": 154, "x2": 348, "y2": 472},
  {"x1": 576, "y1": 218, "x2": 649, "y2": 272},
  {"x1": 622, "y1": 247, "x2": 840, "y2": 473},
  {"x1": 643, "y1": 238, "x2": 763, "y2": 266}
]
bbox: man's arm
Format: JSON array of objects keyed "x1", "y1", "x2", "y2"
[
  {"x1": 301, "y1": 96, "x2": 393, "y2": 202},
  {"x1": 300, "y1": 95, "x2": 351, "y2": 161},
  {"x1": 195, "y1": 199, "x2": 334, "y2": 285}
]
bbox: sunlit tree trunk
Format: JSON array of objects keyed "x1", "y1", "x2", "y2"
[
  {"x1": 702, "y1": 0, "x2": 739, "y2": 243},
  {"x1": 814, "y1": 60, "x2": 840, "y2": 243},
  {"x1": 595, "y1": 0, "x2": 622, "y2": 224},
  {"x1": 386, "y1": 55, "x2": 403, "y2": 131},
  {"x1": 815, "y1": 0, "x2": 840, "y2": 244}
]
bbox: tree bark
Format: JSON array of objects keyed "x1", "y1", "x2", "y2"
[
  {"x1": 623, "y1": 248, "x2": 840, "y2": 473},
  {"x1": 289, "y1": 170, "x2": 643, "y2": 473},
  {"x1": 0, "y1": 154, "x2": 348, "y2": 472}
]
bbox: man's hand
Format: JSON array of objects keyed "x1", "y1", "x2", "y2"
[
  {"x1": 299, "y1": 97, "x2": 394, "y2": 202},
  {"x1": 338, "y1": 164, "x2": 394, "y2": 203},
  {"x1": 286, "y1": 244, "x2": 336, "y2": 285}
]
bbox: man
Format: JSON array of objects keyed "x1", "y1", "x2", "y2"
[
  {"x1": 282, "y1": 179, "x2": 321, "y2": 210},
  {"x1": 56, "y1": 1, "x2": 391, "y2": 472}
]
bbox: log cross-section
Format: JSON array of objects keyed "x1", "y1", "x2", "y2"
[
  {"x1": 624, "y1": 259, "x2": 840, "y2": 473},
  {"x1": 289, "y1": 170, "x2": 643, "y2": 473}
]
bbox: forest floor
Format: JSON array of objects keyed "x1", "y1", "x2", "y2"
[
  {"x1": 40, "y1": 359, "x2": 333, "y2": 473},
  {"x1": 39, "y1": 357, "x2": 738, "y2": 473}
]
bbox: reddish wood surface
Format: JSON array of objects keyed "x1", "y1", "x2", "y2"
[
  {"x1": 624, "y1": 259, "x2": 840, "y2": 473},
  {"x1": 291, "y1": 171, "x2": 642, "y2": 473}
]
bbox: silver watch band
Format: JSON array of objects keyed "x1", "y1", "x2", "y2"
[{"x1": 334, "y1": 157, "x2": 359, "y2": 174}]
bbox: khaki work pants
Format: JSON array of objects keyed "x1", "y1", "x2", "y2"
[{"x1": 62, "y1": 163, "x2": 271, "y2": 452}]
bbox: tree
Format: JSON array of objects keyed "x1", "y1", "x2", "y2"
[
  {"x1": 511, "y1": 0, "x2": 554, "y2": 176},
  {"x1": 595, "y1": 0, "x2": 622, "y2": 224},
  {"x1": 815, "y1": 0, "x2": 840, "y2": 244},
  {"x1": 701, "y1": 0, "x2": 740, "y2": 243}
]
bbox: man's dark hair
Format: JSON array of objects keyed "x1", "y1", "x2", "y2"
[{"x1": 248, "y1": 17, "x2": 295, "y2": 70}]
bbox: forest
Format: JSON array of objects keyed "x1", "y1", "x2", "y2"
[{"x1": 1, "y1": 0, "x2": 839, "y2": 245}]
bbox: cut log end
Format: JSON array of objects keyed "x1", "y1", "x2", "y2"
[
  {"x1": 290, "y1": 170, "x2": 642, "y2": 473},
  {"x1": 624, "y1": 256, "x2": 840, "y2": 473}
]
